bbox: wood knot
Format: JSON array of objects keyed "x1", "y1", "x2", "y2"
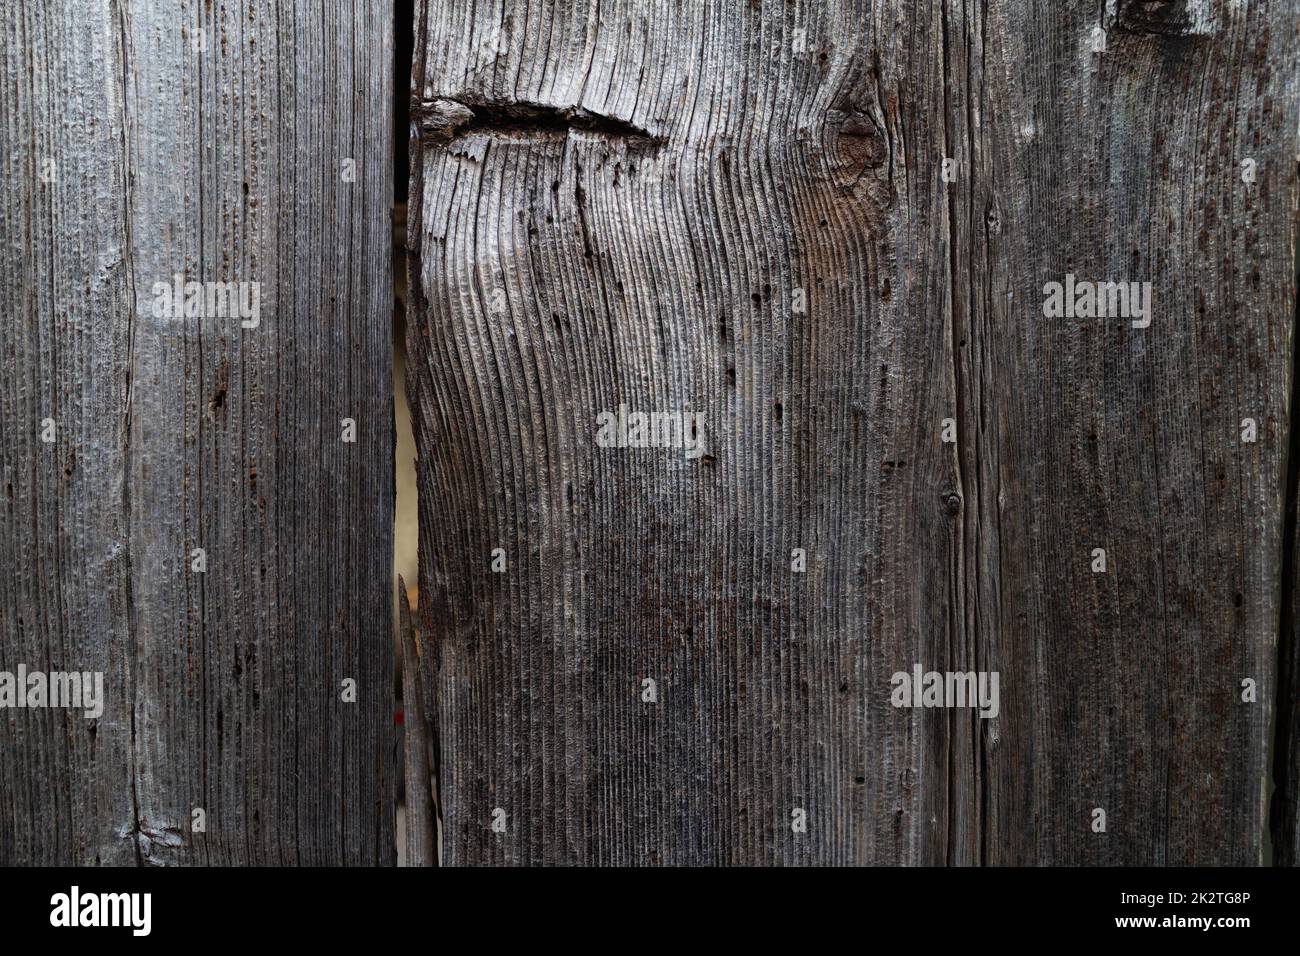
[{"x1": 826, "y1": 107, "x2": 888, "y2": 170}]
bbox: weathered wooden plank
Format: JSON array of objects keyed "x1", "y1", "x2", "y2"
[
  {"x1": 1, "y1": 0, "x2": 394, "y2": 865},
  {"x1": 408, "y1": 0, "x2": 956, "y2": 865},
  {"x1": 407, "y1": 0, "x2": 1298, "y2": 865}
]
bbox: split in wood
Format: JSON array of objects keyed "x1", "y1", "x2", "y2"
[{"x1": 413, "y1": 96, "x2": 663, "y2": 148}]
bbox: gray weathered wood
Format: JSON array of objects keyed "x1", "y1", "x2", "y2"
[
  {"x1": 974, "y1": 0, "x2": 1297, "y2": 866},
  {"x1": 1, "y1": 0, "x2": 394, "y2": 865},
  {"x1": 407, "y1": 0, "x2": 1300, "y2": 864}
]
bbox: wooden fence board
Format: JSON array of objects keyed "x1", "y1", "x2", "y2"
[{"x1": 0, "y1": 0, "x2": 394, "y2": 865}]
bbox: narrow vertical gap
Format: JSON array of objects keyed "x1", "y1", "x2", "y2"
[
  {"x1": 1270, "y1": 251, "x2": 1300, "y2": 866},
  {"x1": 391, "y1": 0, "x2": 420, "y2": 866}
]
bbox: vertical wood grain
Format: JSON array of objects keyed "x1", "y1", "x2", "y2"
[{"x1": 0, "y1": 0, "x2": 394, "y2": 865}]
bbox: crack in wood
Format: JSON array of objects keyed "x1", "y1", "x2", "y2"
[{"x1": 412, "y1": 96, "x2": 663, "y2": 147}]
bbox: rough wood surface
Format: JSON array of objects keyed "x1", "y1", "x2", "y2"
[
  {"x1": 407, "y1": 0, "x2": 1300, "y2": 864},
  {"x1": 1, "y1": 0, "x2": 394, "y2": 865},
  {"x1": 400, "y1": 576, "x2": 438, "y2": 865}
]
